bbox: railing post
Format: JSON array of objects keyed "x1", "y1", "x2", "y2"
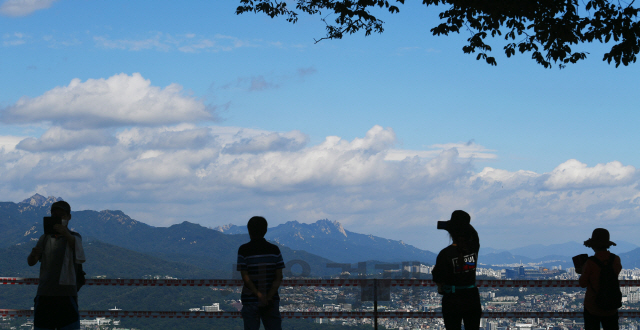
[{"x1": 374, "y1": 278, "x2": 378, "y2": 330}]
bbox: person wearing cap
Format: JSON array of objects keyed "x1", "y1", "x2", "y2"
[
  {"x1": 27, "y1": 201, "x2": 85, "y2": 330},
  {"x1": 579, "y1": 228, "x2": 622, "y2": 330},
  {"x1": 432, "y1": 210, "x2": 481, "y2": 330}
]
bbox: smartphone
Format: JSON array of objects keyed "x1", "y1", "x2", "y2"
[{"x1": 43, "y1": 216, "x2": 62, "y2": 235}]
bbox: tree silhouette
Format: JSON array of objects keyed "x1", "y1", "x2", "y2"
[{"x1": 237, "y1": 0, "x2": 640, "y2": 68}]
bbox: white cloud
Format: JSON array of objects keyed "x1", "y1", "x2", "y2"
[
  {"x1": 1, "y1": 124, "x2": 638, "y2": 251},
  {"x1": 178, "y1": 39, "x2": 216, "y2": 53},
  {"x1": 222, "y1": 130, "x2": 308, "y2": 154},
  {"x1": 544, "y1": 159, "x2": 636, "y2": 190},
  {"x1": 472, "y1": 167, "x2": 539, "y2": 188},
  {"x1": 94, "y1": 33, "x2": 254, "y2": 53},
  {"x1": 117, "y1": 125, "x2": 214, "y2": 150},
  {"x1": 385, "y1": 141, "x2": 497, "y2": 161},
  {"x1": 1, "y1": 73, "x2": 215, "y2": 128},
  {"x1": 93, "y1": 34, "x2": 171, "y2": 52},
  {"x1": 0, "y1": 0, "x2": 56, "y2": 17},
  {"x1": 0, "y1": 135, "x2": 26, "y2": 152},
  {"x1": 42, "y1": 34, "x2": 81, "y2": 48},
  {"x1": 2, "y1": 32, "x2": 27, "y2": 46},
  {"x1": 16, "y1": 127, "x2": 116, "y2": 151},
  {"x1": 210, "y1": 126, "x2": 407, "y2": 189}
]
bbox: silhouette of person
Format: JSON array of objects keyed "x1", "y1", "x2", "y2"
[
  {"x1": 579, "y1": 228, "x2": 622, "y2": 330},
  {"x1": 432, "y1": 210, "x2": 481, "y2": 330},
  {"x1": 27, "y1": 201, "x2": 86, "y2": 330},
  {"x1": 237, "y1": 216, "x2": 285, "y2": 330}
]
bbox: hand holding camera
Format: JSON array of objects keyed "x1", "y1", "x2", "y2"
[{"x1": 53, "y1": 224, "x2": 69, "y2": 236}]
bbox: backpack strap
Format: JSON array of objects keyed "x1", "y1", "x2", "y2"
[
  {"x1": 587, "y1": 256, "x2": 605, "y2": 293},
  {"x1": 589, "y1": 254, "x2": 616, "y2": 268},
  {"x1": 589, "y1": 255, "x2": 604, "y2": 268}
]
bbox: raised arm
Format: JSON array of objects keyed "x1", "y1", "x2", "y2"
[{"x1": 27, "y1": 246, "x2": 42, "y2": 266}]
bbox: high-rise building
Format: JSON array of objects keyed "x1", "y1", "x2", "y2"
[{"x1": 203, "y1": 303, "x2": 220, "y2": 312}]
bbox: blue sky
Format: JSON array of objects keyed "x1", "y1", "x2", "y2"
[{"x1": 1, "y1": 0, "x2": 639, "y2": 252}]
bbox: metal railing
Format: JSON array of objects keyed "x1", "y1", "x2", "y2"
[
  {"x1": 5, "y1": 278, "x2": 640, "y2": 287},
  {"x1": 3, "y1": 278, "x2": 640, "y2": 327}
]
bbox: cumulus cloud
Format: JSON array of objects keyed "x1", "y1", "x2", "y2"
[
  {"x1": 222, "y1": 130, "x2": 308, "y2": 154},
  {"x1": 472, "y1": 167, "x2": 539, "y2": 188},
  {"x1": 543, "y1": 159, "x2": 636, "y2": 190},
  {"x1": 1, "y1": 124, "x2": 638, "y2": 251},
  {"x1": 0, "y1": 135, "x2": 26, "y2": 152},
  {"x1": 16, "y1": 127, "x2": 116, "y2": 151},
  {"x1": 117, "y1": 125, "x2": 214, "y2": 150},
  {"x1": 211, "y1": 126, "x2": 407, "y2": 189},
  {"x1": 1, "y1": 73, "x2": 215, "y2": 128},
  {"x1": 0, "y1": 0, "x2": 56, "y2": 17},
  {"x1": 385, "y1": 140, "x2": 497, "y2": 161}
]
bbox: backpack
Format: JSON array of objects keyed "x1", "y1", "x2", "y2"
[
  {"x1": 589, "y1": 254, "x2": 622, "y2": 310},
  {"x1": 72, "y1": 246, "x2": 86, "y2": 292}
]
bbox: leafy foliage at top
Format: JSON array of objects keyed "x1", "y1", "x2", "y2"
[{"x1": 237, "y1": 0, "x2": 640, "y2": 68}]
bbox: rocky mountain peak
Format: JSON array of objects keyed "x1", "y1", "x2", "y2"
[
  {"x1": 20, "y1": 194, "x2": 63, "y2": 208},
  {"x1": 284, "y1": 220, "x2": 301, "y2": 227},
  {"x1": 333, "y1": 221, "x2": 347, "y2": 238},
  {"x1": 315, "y1": 219, "x2": 347, "y2": 238},
  {"x1": 214, "y1": 223, "x2": 235, "y2": 233},
  {"x1": 98, "y1": 210, "x2": 138, "y2": 227}
]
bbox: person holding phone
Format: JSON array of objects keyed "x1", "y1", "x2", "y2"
[
  {"x1": 27, "y1": 201, "x2": 85, "y2": 330},
  {"x1": 432, "y1": 210, "x2": 481, "y2": 330}
]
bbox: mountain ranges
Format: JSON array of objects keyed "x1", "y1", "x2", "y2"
[{"x1": 2, "y1": 193, "x2": 640, "y2": 280}]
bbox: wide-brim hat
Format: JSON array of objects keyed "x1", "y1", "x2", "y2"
[{"x1": 584, "y1": 228, "x2": 616, "y2": 248}]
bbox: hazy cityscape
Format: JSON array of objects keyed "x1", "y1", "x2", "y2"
[{"x1": 4, "y1": 266, "x2": 640, "y2": 330}]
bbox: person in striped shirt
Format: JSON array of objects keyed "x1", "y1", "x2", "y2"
[{"x1": 237, "y1": 216, "x2": 285, "y2": 330}]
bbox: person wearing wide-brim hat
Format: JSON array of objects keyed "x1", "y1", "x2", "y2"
[
  {"x1": 579, "y1": 228, "x2": 622, "y2": 330},
  {"x1": 432, "y1": 210, "x2": 481, "y2": 330}
]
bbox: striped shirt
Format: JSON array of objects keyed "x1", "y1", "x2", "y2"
[{"x1": 237, "y1": 238, "x2": 285, "y2": 304}]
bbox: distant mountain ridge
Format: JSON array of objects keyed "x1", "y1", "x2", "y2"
[
  {"x1": 503, "y1": 241, "x2": 639, "y2": 259},
  {"x1": 214, "y1": 219, "x2": 437, "y2": 264},
  {"x1": 0, "y1": 194, "x2": 337, "y2": 278},
  {"x1": 215, "y1": 220, "x2": 640, "y2": 267},
  {"x1": 5, "y1": 194, "x2": 640, "y2": 271}
]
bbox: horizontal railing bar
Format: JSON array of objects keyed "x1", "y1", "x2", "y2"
[
  {"x1": 2, "y1": 278, "x2": 640, "y2": 287},
  {"x1": 2, "y1": 309, "x2": 640, "y2": 319}
]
